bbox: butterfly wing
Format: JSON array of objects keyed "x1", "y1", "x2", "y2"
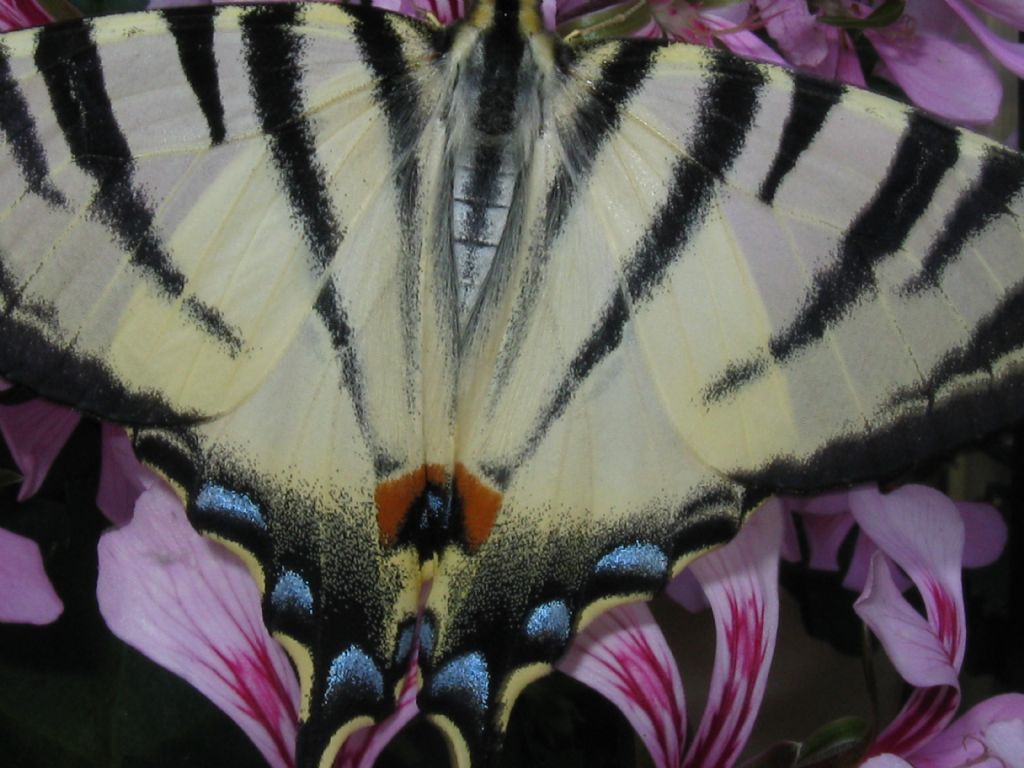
[
  {"x1": 426, "y1": 38, "x2": 1024, "y2": 762},
  {"x1": 0, "y1": 3, "x2": 457, "y2": 759}
]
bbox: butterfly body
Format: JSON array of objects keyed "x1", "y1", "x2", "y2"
[{"x1": 2, "y1": 1, "x2": 1024, "y2": 765}]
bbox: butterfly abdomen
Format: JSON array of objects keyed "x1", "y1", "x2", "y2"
[{"x1": 446, "y1": 8, "x2": 550, "y2": 324}]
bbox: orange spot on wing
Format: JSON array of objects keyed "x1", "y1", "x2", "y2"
[
  {"x1": 455, "y1": 463, "x2": 503, "y2": 551},
  {"x1": 374, "y1": 464, "x2": 447, "y2": 548}
]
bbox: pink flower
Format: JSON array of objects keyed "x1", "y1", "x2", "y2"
[
  {"x1": 96, "y1": 480, "x2": 421, "y2": 768},
  {"x1": 848, "y1": 489, "x2": 1024, "y2": 766},
  {"x1": 752, "y1": 0, "x2": 1024, "y2": 124},
  {"x1": 560, "y1": 487, "x2": 1012, "y2": 768},
  {"x1": 559, "y1": 501, "x2": 785, "y2": 768},
  {"x1": 784, "y1": 485, "x2": 1006, "y2": 592},
  {"x1": 0, "y1": 526, "x2": 63, "y2": 624},
  {"x1": 0, "y1": 381, "x2": 146, "y2": 624}
]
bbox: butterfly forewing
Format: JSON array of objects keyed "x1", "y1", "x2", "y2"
[
  {"x1": 431, "y1": 32, "x2": 1024, "y2": 763},
  {"x1": 0, "y1": 2, "x2": 459, "y2": 760}
]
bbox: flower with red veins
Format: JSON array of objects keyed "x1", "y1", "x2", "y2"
[
  {"x1": 0, "y1": 0, "x2": 51, "y2": 31},
  {"x1": 904, "y1": 693, "x2": 1024, "y2": 768},
  {"x1": 96, "y1": 479, "x2": 419, "y2": 768},
  {"x1": 559, "y1": 500, "x2": 784, "y2": 768},
  {"x1": 861, "y1": 696, "x2": 1024, "y2": 768},
  {"x1": 850, "y1": 485, "x2": 997, "y2": 762},
  {"x1": 98, "y1": 480, "x2": 300, "y2": 768},
  {"x1": 783, "y1": 484, "x2": 1006, "y2": 593}
]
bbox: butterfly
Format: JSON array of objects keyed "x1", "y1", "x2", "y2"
[{"x1": 1, "y1": 0, "x2": 1022, "y2": 764}]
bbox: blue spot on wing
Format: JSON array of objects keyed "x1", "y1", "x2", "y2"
[
  {"x1": 418, "y1": 616, "x2": 435, "y2": 660},
  {"x1": 195, "y1": 484, "x2": 267, "y2": 531},
  {"x1": 428, "y1": 652, "x2": 489, "y2": 715},
  {"x1": 394, "y1": 624, "x2": 415, "y2": 666},
  {"x1": 271, "y1": 570, "x2": 313, "y2": 616},
  {"x1": 594, "y1": 543, "x2": 667, "y2": 580},
  {"x1": 325, "y1": 646, "x2": 384, "y2": 706},
  {"x1": 524, "y1": 600, "x2": 571, "y2": 646}
]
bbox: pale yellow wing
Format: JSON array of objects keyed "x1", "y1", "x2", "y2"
[{"x1": 0, "y1": 5, "x2": 456, "y2": 764}]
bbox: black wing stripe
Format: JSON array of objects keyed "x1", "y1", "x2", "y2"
[
  {"x1": 769, "y1": 113, "x2": 960, "y2": 361},
  {"x1": 705, "y1": 113, "x2": 962, "y2": 403},
  {"x1": 163, "y1": 5, "x2": 227, "y2": 146},
  {"x1": 240, "y1": 4, "x2": 343, "y2": 272},
  {"x1": 903, "y1": 145, "x2": 1024, "y2": 295},
  {"x1": 546, "y1": 40, "x2": 660, "y2": 245},
  {"x1": 486, "y1": 53, "x2": 766, "y2": 485},
  {"x1": 914, "y1": 282, "x2": 1024, "y2": 397},
  {"x1": 348, "y1": 5, "x2": 423, "y2": 227},
  {"x1": 35, "y1": 21, "x2": 185, "y2": 298},
  {"x1": 624, "y1": 51, "x2": 766, "y2": 301},
  {"x1": 0, "y1": 47, "x2": 65, "y2": 207},
  {"x1": 757, "y1": 73, "x2": 843, "y2": 205},
  {"x1": 34, "y1": 21, "x2": 243, "y2": 355},
  {"x1": 0, "y1": 251, "x2": 190, "y2": 423}
]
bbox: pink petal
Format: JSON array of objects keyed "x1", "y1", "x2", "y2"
[
  {"x1": 97, "y1": 483, "x2": 300, "y2": 768},
  {"x1": 803, "y1": 510, "x2": 855, "y2": 572},
  {"x1": 866, "y1": 27, "x2": 1002, "y2": 124},
  {"x1": 861, "y1": 756, "x2": 914, "y2": 768},
  {"x1": 0, "y1": 526, "x2": 63, "y2": 624},
  {"x1": 415, "y1": 0, "x2": 466, "y2": 23},
  {"x1": 782, "y1": 490, "x2": 855, "y2": 570},
  {"x1": 854, "y1": 553, "x2": 958, "y2": 690},
  {"x1": 963, "y1": 0, "x2": 1024, "y2": 27},
  {"x1": 559, "y1": 602, "x2": 686, "y2": 768},
  {"x1": 0, "y1": 399, "x2": 81, "y2": 501},
  {"x1": 872, "y1": 686, "x2": 962, "y2": 759},
  {"x1": 665, "y1": 568, "x2": 707, "y2": 613},
  {"x1": 336, "y1": 658, "x2": 419, "y2": 768},
  {"x1": 910, "y1": 694, "x2": 1024, "y2": 768},
  {"x1": 903, "y1": 0, "x2": 963, "y2": 37},
  {"x1": 956, "y1": 502, "x2": 1007, "y2": 568},
  {"x1": 683, "y1": 500, "x2": 783, "y2": 768},
  {"x1": 849, "y1": 486, "x2": 965, "y2": 671},
  {"x1": 945, "y1": 0, "x2": 1024, "y2": 79},
  {"x1": 711, "y1": 22, "x2": 790, "y2": 67},
  {"x1": 755, "y1": 0, "x2": 829, "y2": 66},
  {"x1": 980, "y1": 720, "x2": 1024, "y2": 768},
  {"x1": 842, "y1": 532, "x2": 877, "y2": 592},
  {"x1": 97, "y1": 423, "x2": 150, "y2": 526},
  {"x1": 805, "y1": 26, "x2": 866, "y2": 87},
  {"x1": 843, "y1": 533, "x2": 913, "y2": 594},
  {"x1": 779, "y1": 509, "x2": 800, "y2": 563},
  {"x1": 851, "y1": 486, "x2": 968, "y2": 757},
  {"x1": 0, "y1": 0, "x2": 51, "y2": 31}
]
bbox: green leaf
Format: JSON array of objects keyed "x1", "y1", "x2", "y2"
[
  {"x1": 0, "y1": 468, "x2": 22, "y2": 489},
  {"x1": 796, "y1": 716, "x2": 870, "y2": 768},
  {"x1": 739, "y1": 741, "x2": 801, "y2": 768},
  {"x1": 556, "y1": 0, "x2": 653, "y2": 43},
  {"x1": 819, "y1": 0, "x2": 905, "y2": 30}
]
